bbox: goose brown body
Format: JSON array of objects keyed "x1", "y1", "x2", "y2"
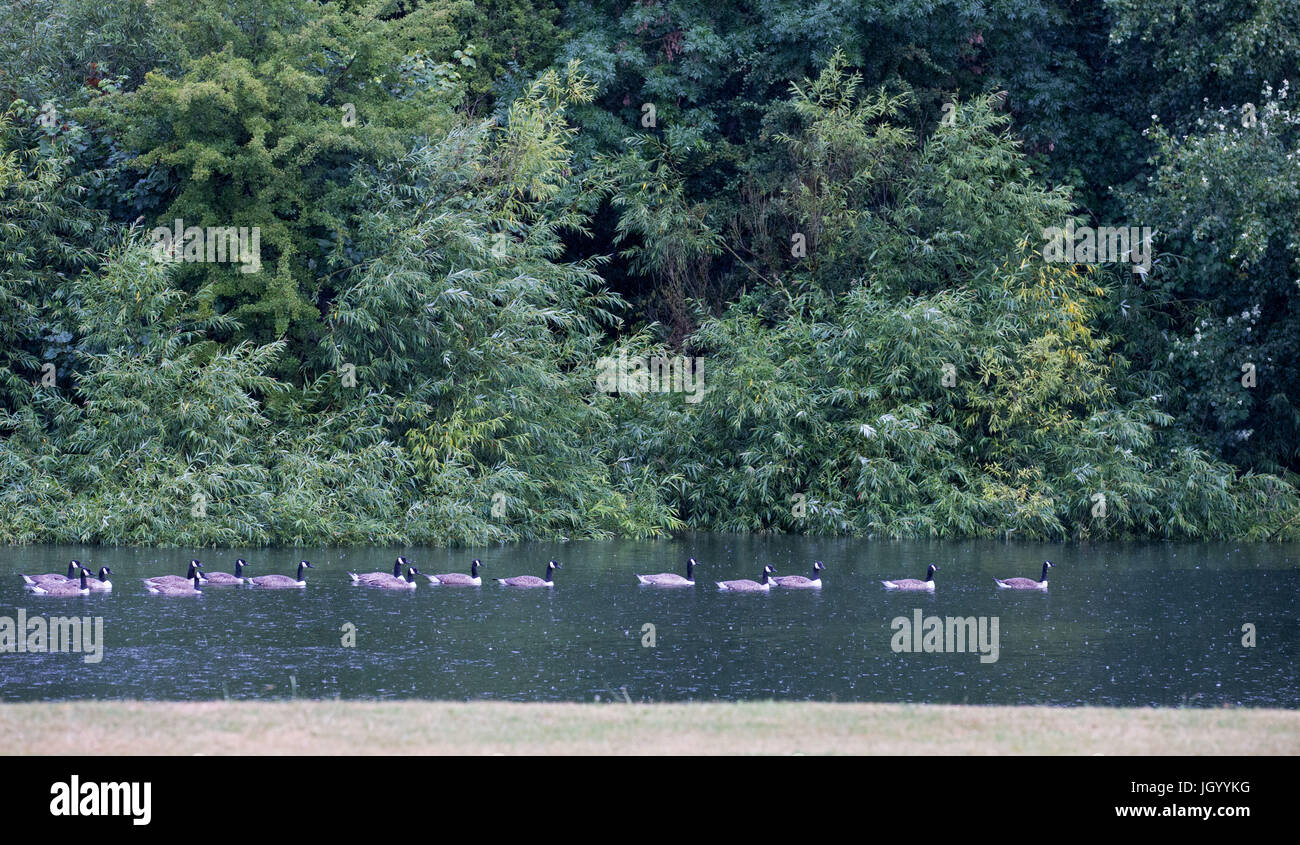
[
  {"x1": 350, "y1": 557, "x2": 406, "y2": 586},
  {"x1": 882, "y1": 564, "x2": 939, "y2": 591},
  {"x1": 202, "y1": 559, "x2": 250, "y2": 586},
  {"x1": 995, "y1": 561, "x2": 1053, "y2": 590},
  {"x1": 144, "y1": 560, "x2": 205, "y2": 589},
  {"x1": 84, "y1": 567, "x2": 113, "y2": 592},
  {"x1": 247, "y1": 561, "x2": 314, "y2": 589},
  {"x1": 30, "y1": 568, "x2": 92, "y2": 596},
  {"x1": 353, "y1": 565, "x2": 420, "y2": 590},
  {"x1": 635, "y1": 558, "x2": 698, "y2": 586},
  {"x1": 716, "y1": 565, "x2": 776, "y2": 592},
  {"x1": 146, "y1": 573, "x2": 202, "y2": 596},
  {"x1": 497, "y1": 560, "x2": 560, "y2": 587},
  {"x1": 426, "y1": 559, "x2": 483, "y2": 586},
  {"x1": 21, "y1": 560, "x2": 80, "y2": 587},
  {"x1": 772, "y1": 561, "x2": 825, "y2": 588}
]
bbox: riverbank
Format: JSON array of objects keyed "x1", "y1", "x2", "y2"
[{"x1": 2, "y1": 701, "x2": 1295, "y2": 754}]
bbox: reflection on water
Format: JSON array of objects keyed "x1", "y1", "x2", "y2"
[{"x1": 0, "y1": 536, "x2": 1296, "y2": 706}]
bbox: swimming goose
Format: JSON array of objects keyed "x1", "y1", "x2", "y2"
[
  {"x1": 995, "y1": 560, "x2": 1053, "y2": 590},
  {"x1": 21, "y1": 559, "x2": 81, "y2": 587},
  {"x1": 143, "y1": 559, "x2": 205, "y2": 588},
  {"x1": 497, "y1": 560, "x2": 560, "y2": 587},
  {"x1": 29, "y1": 567, "x2": 92, "y2": 596},
  {"x1": 84, "y1": 566, "x2": 113, "y2": 592},
  {"x1": 634, "y1": 557, "x2": 699, "y2": 586},
  {"x1": 348, "y1": 557, "x2": 407, "y2": 586},
  {"x1": 245, "y1": 560, "x2": 314, "y2": 589},
  {"x1": 716, "y1": 565, "x2": 777, "y2": 592},
  {"x1": 425, "y1": 559, "x2": 483, "y2": 586},
  {"x1": 145, "y1": 572, "x2": 203, "y2": 596},
  {"x1": 202, "y1": 559, "x2": 251, "y2": 586},
  {"x1": 772, "y1": 560, "x2": 825, "y2": 589},
  {"x1": 881, "y1": 564, "x2": 938, "y2": 591},
  {"x1": 351, "y1": 565, "x2": 420, "y2": 590}
]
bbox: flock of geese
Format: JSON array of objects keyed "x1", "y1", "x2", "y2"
[{"x1": 18, "y1": 557, "x2": 1056, "y2": 595}]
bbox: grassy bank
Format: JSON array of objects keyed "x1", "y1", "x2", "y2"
[{"x1": 2, "y1": 701, "x2": 1296, "y2": 754}]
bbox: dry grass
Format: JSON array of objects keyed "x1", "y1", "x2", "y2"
[{"x1": 2, "y1": 700, "x2": 1296, "y2": 754}]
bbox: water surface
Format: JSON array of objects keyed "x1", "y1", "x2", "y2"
[{"x1": 0, "y1": 536, "x2": 1296, "y2": 706}]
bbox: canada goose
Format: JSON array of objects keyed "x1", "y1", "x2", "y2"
[
  {"x1": 716, "y1": 565, "x2": 777, "y2": 592},
  {"x1": 245, "y1": 560, "x2": 314, "y2": 589},
  {"x1": 348, "y1": 556, "x2": 406, "y2": 586},
  {"x1": 425, "y1": 559, "x2": 483, "y2": 586},
  {"x1": 634, "y1": 557, "x2": 698, "y2": 586},
  {"x1": 84, "y1": 566, "x2": 113, "y2": 592},
  {"x1": 351, "y1": 565, "x2": 420, "y2": 590},
  {"x1": 881, "y1": 564, "x2": 938, "y2": 591},
  {"x1": 995, "y1": 560, "x2": 1053, "y2": 590},
  {"x1": 497, "y1": 560, "x2": 560, "y2": 587},
  {"x1": 29, "y1": 567, "x2": 92, "y2": 596},
  {"x1": 21, "y1": 559, "x2": 81, "y2": 587},
  {"x1": 202, "y1": 559, "x2": 251, "y2": 586},
  {"x1": 143, "y1": 559, "x2": 205, "y2": 588},
  {"x1": 772, "y1": 560, "x2": 825, "y2": 589},
  {"x1": 145, "y1": 572, "x2": 203, "y2": 596}
]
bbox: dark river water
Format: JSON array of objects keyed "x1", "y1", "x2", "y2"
[{"x1": 0, "y1": 536, "x2": 1296, "y2": 706}]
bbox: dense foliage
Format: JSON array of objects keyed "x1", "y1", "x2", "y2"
[{"x1": 1, "y1": 0, "x2": 1297, "y2": 545}]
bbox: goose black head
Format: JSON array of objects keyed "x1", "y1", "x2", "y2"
[
  {"x1": 300, "y1": 560, "x2": 314, "y2": 568},
  {"x1": 548, "y1": 559, "x2": 562, "y2": 570},
  {"x1": 98, "y1": 567, "x2": 111, "y2": 579},
  {"x1": 926, "y1": 564, "x2": 939, "y2": 579},
  {"x1": 68, "y1": 559, "x2": 81, "y2": 574},
  {"x1": 1044, "y1": 560, "x2": 1054, "y2": 568},
  {"x1": 236, "y1": 558, "x2": 247, "y2": 566},
  {"x1": 814, "y1": 560, "x2": 825, "y2": 572}
]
